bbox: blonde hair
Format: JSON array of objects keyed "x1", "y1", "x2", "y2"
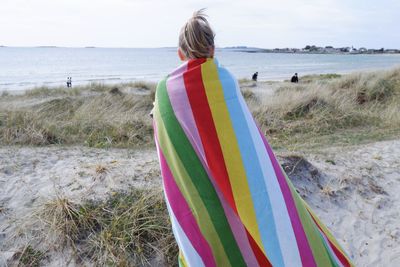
[{"x1": 179, "y1": 9, "x2": 215, "y2": 59}]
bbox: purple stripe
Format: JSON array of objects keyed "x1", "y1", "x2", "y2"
[
  {"x1": 158, "y1": 145, "x2": 217, "y2": 267},
  {"x1": 258, "y1": 127, "x2": 317, "y2": 267}
]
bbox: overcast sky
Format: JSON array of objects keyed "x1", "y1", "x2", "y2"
[{"x1": 1, "y1": 0, "x2": 399, "y2": 48}]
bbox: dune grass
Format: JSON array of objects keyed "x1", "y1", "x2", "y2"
[
  {"x1": 28, "y1": 188, "x2": 177, "y2": 266},
  {"x1": 13, "y1": 245, "x2": 45, "y2": 267},
  {"x1": 297, "y1": 73, "x2": 342, "y2": 83},
  {"x1": 1, "y1": 68, "x2": 399, "y2": 149},
  {"x1": 0, "y1": 82, "x2": 156, "y2": 148},
  {"x1": 249, "y1": 68, "x2": 400, "y2": 149}
]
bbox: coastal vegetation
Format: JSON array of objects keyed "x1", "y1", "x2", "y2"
[
  {"x1": 0, "y1": 82, "x2": 156, "y2": 148},
  {"x1": 249, "y1": 67, "x2": 400, "y2": 149},
  {"x1": 16, "y1": 188, "x2": 177, "y2": 266},
  {"x1": 0, "y1": 68, "x2": 399, "y2": 150}
]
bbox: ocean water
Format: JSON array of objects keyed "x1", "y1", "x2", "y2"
[{"x1": 1, "y1": 47, "x2": 400, "y2": 91}]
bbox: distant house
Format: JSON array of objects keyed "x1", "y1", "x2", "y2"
[
  {"x1": 350, "y1": 47, "x2": 358, "y2": 54},
  {"x1": 340, "y1": 47, "x2": 351, "y2": 52},
  {"x1": 303, "y1": 45, "x2": 319, "y2": 52},
  {"x1": 324, "y1": 46, "x2": 336, "y2": 53},
  {"x1": 359, "y1": 47, "x2": 367, "y2": 53}
]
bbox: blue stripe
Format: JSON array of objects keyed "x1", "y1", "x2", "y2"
[
  {"x1": 216, "y1": 62, "x2": 285, "y2": 266},
  {"x1": 231, "y1": 67, "x2": 303, "y2": 266}
]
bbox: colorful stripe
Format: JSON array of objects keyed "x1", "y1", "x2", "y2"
[{"x1": 153, "y1": 58, "x2": 353, "y2": 266}]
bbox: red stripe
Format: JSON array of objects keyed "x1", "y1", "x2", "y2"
[
  {"x1": 327, "y1": 237, "x2": 351, "y2": 267},
  {"x1": 183, "y1": 59, "x2": 238, "y2": 214},
  {"x1": 308, "y1": 210, "x2": 352, "y2": 267},
  {"x1": 245, "y1": 228, "x2": 272, "y2": 267}
]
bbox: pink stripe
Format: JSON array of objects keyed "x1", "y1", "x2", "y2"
[
  {"x1": 258, "y1": 127, "x2": 317, "y2": 267},
  {"x1": 158, "y1": 146, "x2": 217, "y2": 267},
  {"x1": 166, "y1": 65, "x2": 207, "y2": 163},
  {"x1": 170, "y1": 60, "x2": 189, "y2": 77},
  {"x1": 165, "y1": 68, "x2": 259, "y2": 265}
]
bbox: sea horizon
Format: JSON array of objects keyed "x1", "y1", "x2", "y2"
[{"x1": 1, "y1": 47, "x2": 400, "y2": 91}]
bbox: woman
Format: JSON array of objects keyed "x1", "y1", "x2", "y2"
[{"x1": 153, "y1": 10, "x2": 353, "y2": 267}]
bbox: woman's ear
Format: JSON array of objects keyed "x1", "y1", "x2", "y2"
[{"x1": 178, "y1": 48, "x2": 186, "y2": 61}]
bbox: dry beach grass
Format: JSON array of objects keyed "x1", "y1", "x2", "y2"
[
  {"x1": 0, "y1": 82, "x2": 156, "y2": 148},
  {"x1": 1, "y1": 68, "x2": 399, "y2": 149},
  {"x1": 245, "y1": 67, "x2": 400, "y2": 149}
]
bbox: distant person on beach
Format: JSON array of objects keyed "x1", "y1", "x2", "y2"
[
  {"x1": 152, "y1": 9, "x2": 352, "y2": 266},
  {"x1": 291, "y1": 73, "x2": 299, "y2": 83},
  {"x1": 252, "y1": 71, "x2": 258, "y2": 81},
  {"x1": 66, "y1": 77, "x2": 72, "y2": 87}
]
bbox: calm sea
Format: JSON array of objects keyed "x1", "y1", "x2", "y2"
[{"x1": 1, "y1": 47, "x2": 400, "y2": 91}]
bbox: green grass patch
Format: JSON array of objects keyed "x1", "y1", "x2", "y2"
[
  {"x1": 14, "y1": 245, "x2": 45, "y2": 267},
  {"x1": 35, "y1": 188, "x2": 177, "y2": 266}
]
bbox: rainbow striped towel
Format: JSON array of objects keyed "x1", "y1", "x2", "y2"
[{"x1": 153, "y1": 58, "x2": 353, "y2": 267}]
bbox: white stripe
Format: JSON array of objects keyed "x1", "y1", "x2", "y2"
[{"x1": 236, "y1": 81, "x2": 303, "y2": 267}]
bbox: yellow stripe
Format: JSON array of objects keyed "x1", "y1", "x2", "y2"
[
  {"x1": 154, "y1": 107, "x2": 232, "y2": 266},
  {"x1": 179, "y1": 250, "x2": 188, "y2": 267},
  {"x1": 201, "y1": 59, "x2": 265, "y2": 252}
]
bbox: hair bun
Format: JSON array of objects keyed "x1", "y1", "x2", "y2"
[{"x1": 179, "y1": 9, "x2": 215, "y2": 59}]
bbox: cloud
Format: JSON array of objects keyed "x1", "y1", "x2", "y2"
[{"x1": 0, "y1": 0, "x2": 398, "y2": 48}]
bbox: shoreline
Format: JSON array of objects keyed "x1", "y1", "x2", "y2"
[
  {"x1": 2, "y1": 45, "x2": 400, "y2": 54},
  {"x1": 2, "y1": 64, "x2": 400, "y2": 94}
]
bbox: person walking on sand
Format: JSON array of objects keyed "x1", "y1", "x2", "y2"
[
  {"x1": 291, "y1": 72, "x2": 299, "y2": 83},
  {"x1": 66, "y1": 77, "x2": 72, "y2": 87},
  {"x1": 252, "y1": 71, "x2": 258, "y2": 81},
  {"x1": 152, "y1": 9, "x2": 353, "y2": 267}
]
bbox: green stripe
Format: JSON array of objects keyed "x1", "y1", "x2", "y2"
[
  {"x1": 282, "y1": 166, "x2": 335, "y2": 266},
  {"x1": 320, "y1": 232, "x2": 340, "y2": 267},
  {"x1": 154, "y1": 78, "x2": 246, "y2": 266},
  {"x1": 305, "y1": 202, "x2": 352, "y2": 264}
]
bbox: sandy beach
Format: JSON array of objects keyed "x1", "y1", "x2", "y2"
[{"x1": 1, "y1": 140, "x2": 399, "y2": 266}]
